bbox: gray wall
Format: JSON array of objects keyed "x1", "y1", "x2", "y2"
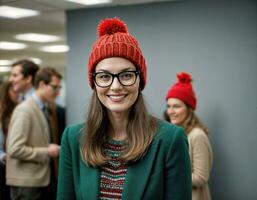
[{"x1": 66, "y1": 0, "x2": 257, "y2": 199}]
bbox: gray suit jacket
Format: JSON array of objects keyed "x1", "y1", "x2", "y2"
[{"x1": 6, "y1": 96, "x2": 51, "y2": 187}]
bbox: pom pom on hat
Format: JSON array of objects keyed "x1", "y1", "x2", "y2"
[
  {"x1": 177, "y1": 72, "x2": 192, "y2": 84},
  {"x1": 166, "y1": 72, "x2": 197, "y2": 110},
  {"x1": 88, "y1": 17, "x2": 147, "y2": 90},
  {"x1": 98, "y1": 17, "x2": 128, "y2": 37}
]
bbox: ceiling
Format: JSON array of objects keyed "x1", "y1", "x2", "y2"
[{"x1": 0, "y1": 0, "x2": 175, "y2": 78}]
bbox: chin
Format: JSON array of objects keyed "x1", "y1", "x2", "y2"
[
  {"x1": 106, "y1": 105, "x2": 130, "y2": 114},
  {"x1": 171, "y1": 120, "x2": 179, "y2": 125}
]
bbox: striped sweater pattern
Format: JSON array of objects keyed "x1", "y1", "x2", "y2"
[{"x1": 100, "y1": 139, "x2": 128, "y2": 200}]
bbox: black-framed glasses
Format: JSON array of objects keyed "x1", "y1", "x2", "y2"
[
  {"x1": 93, "y1": 70, "x2": 140, "y2": 88},
  {"x1": 49, "y1": 84, "x2": 62, "y2": 91}
]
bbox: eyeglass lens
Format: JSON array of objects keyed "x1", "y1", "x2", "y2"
[{"x1": 50, "y1": 84, "x2": 62, "y2": 91}]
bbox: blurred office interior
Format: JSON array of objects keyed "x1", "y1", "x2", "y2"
[{"x1": 1, "y1": 0, "x2": 257, "y2": 199}]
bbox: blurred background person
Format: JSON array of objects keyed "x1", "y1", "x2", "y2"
[
  {"x1": 0, "y1": 81, "x2": 19, "y2": 200},
  {"x1": 9, "y1": 59, "x2": 39, "y2": 102},
  {"x1": 164, "y1": 72, "x2": 213, "y2": 200},
  {"x1": 6, "y1": 67, "x2": 61, "y2": 200}
]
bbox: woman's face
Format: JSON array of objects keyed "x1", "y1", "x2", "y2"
[
  {"x1": 94, "y1": 57, "x2": 140, "y2": 116},
  {"x1": 166, "y1": 98, "x2": 188, "y2": 125}
]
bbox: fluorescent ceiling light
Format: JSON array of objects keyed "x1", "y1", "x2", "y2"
[
  {"x1": 40, "y1": 45, "x2": 69, "y2": 53},
  {"x1": 30, "y1": 57, "x2": 42, "y2": 65},
  {"x1": 0, "y1": 41, "x2": 27, "y2": 50},
  {"x1": 0, "y1": 6, "x2": 39, "y2": 19},
  {"x1": 15, "y1": 33, "x2": 60, "y2": 43},
  {"x1": 0, "y1": 66, "x2": 11, "y2": 73},
  {"x1": 65, "y1": 0, "x2": 112, "y2": 5},
  {"x1": 0, "y1": 60, "x2": 12, "y2": 66}
]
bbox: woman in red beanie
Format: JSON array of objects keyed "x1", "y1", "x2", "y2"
[
  {"x1": 57, "y1": 18, "x2": 191, "y2": 200},
  {"x1": 164, "y1": 72, "x2": 213, "y2": 200}
]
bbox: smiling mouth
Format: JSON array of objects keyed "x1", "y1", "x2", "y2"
[{"x1": 107, "y1": 94, "x2": 127, "y2": 102}]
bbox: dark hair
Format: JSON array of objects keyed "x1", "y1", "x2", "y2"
[
  {"x1": 0, "y1": 82, "x2": 18, "y2": 150},
  {"x1": 12, "y1": 59, "x2": 39, "y2": 83},
  {"x1": 81, "y1": 90, "x2": 157, "y2": 167},
  {"x1": 34, "y1": 67, "x2": 62, "y2": 88}
]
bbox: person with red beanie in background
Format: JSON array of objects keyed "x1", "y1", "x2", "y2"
[
  {"x1": 57, "y1": 18, "x2": 191, "y2": 200},
  {"x1": 164, "y1": 72, "x2": 213, "y2": 200}
]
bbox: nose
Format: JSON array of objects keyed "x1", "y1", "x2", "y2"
[
  {"x1": 110, "y1": 76, "x2": 122, "y2": 90},
  {"x1": 166, "y1": 107, "x2": 175, "y2": 115}
]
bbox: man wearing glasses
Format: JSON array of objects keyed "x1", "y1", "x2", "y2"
[{"x1": 6, "y1": 67, "x2": 62, "y2": 200}]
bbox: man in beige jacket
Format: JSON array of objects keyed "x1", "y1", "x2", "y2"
[{"x1": 6, "y1": 67, "x2": 62, "y2": 200}]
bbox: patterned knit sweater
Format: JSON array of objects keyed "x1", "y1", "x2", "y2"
[{"x1": 100, "y1": 139, "x2": 128, "y2": 200}]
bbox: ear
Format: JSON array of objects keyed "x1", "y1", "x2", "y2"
[
  {"x1": 25, "y1": 75, "x2": 32, "y2": 84},
  {"x1": 38, "y1": 80, "x2": 46, "y2": 89}
]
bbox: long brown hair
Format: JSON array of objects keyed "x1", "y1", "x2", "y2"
[
  {"x1": 80, "y1": 90, "x2": 157, "y2": 167},
  {"x1": 0, "y1": 82, "x2": 18, "y2": 150},
  {"x1": 164, "y1": 106, "x2": 208, "y2": 134},
  {"x1": 181, "y1": 107, "x2": 208, "y2": 134}
]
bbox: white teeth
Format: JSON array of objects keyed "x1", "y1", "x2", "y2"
[{"x1": 109, "y1": 95, "x2": 125, "y2": 101}]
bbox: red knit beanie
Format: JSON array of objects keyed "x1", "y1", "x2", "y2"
[
  {"x1": 88, "y1": 17, "x2": 147, "y2": 90},
  {"x1": 166, "y1": 72, "x2": 197, "y2": 110}
]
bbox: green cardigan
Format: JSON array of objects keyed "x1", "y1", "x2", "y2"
[{"x1": 57, "y1": 120, "x2": 191, "y2": 200}]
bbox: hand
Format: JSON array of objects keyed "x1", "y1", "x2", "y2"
[{"x1": 47, "y1": 144, "x2": 60, "y2": 158}]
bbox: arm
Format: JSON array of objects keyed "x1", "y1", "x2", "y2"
[
  {"x1": 57, "y1": 127, "x2": 76, "y2": 200},
  {"x1": 191, "y1": 132, "x2": 212, "y2": 187},
  {"x1": 7, "y1": 108, "x2": 49, "y2": 163},
  {"x1": 165, "y1": 127, "x2": 192, "y2": 200}
]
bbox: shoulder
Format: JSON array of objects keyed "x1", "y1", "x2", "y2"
[
  {"x1": 12, "y1": 98, "x2": 38, "y2": 120},
  {"x1": 14, "y1": 97, "x2": 36, "y2": 112},
  {"x1": 64, "y1": 123, "x2": 84, "y2": 133},
  {"x1": 151, "y1": 120, "x2": 190, "y2": 168},
  {"x1": 188, "y1": 127, "x2": 211, "y2": 146},
  {"x1": 188, "y1": 127, "x2": 208, "y2": 140},
  {"x1": 154, "y1": 120, "x2": 188, "y2": 146},
  {"x1": 61, "y1": 123, "x2": 85, "y2": 144}
]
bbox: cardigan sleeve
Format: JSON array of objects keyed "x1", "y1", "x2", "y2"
[
  {"x1": 190, "y1": 130, "x2": 212, "y2": 187},
  {"x1": 165, "y1": 127, "x2": 192, "y2": 200},
  {"x1": 57, "y1": 126, "x2": 76, "y2": 200}
]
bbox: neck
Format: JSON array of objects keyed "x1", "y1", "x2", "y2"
[
  {"x1": 108, "y1": 111, "x2": 128, "y2": 141},
  {"x1": 35, "y1": 90, "x2": 46, "y2": 103},
  {"x1": 22, "y1": 84, "x2": 33, "y2": 95}
]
